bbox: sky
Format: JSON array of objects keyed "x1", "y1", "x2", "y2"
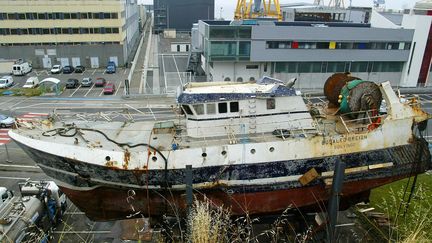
[{"x1": 138, "y1": 0, "x2": 416, "y2": 20}]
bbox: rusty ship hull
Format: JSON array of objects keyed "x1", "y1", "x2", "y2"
[
  {"x1": 14, "y1": 136, "x2": 431, "y2": 221},
  {"x1": 8, "y1": 79, "x2": 432, "y2": 221}
]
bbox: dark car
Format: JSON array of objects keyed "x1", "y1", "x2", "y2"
[
  {"x1": 63, "y1": 66, "x2": 74, "y2": 74},
  {"x1": 65, "y1": 78, "x2": 79, "y2": 89},
  {"x1": 103, "y1": 82, "x2": 115, "y2": 95},
  {"x1": 95, "y1": 77, "x2": 106, "y2": 87},
  {"x1": 74, "y1": 65, "x2": 85, "y2": 73}
]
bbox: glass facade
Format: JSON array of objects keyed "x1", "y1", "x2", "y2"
[
  {"x1": 206, "y1": 25, "x2": 252, "y2": 61},
  {"x1": 275, "y1": 61, "x2": 404, "y2": 73},
  {"x1": 267, "y1": 41, "x2": 411, "y2": 50}
]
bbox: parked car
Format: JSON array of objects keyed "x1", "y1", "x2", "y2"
[
  {"x1": 103, "y1": 83, "x2": 115, "y2": 95},
  {"x1": 81, "y1": 77, "x2": 93, "y2": 87},
  {"x1": 50, "y1": 65, "x2": 62, "y2": 74},
  {"x1": 63, "y1": 66, "x2": 74, "y2": 74},
  {"x1": 0, "y1": 76, "x2": 14, "y2": 89},
  {"x1": 65, "y1": 78, "x2": 79, "y2": 89},
  {"x1": 23, "y1": 76, "x2": 39, "y2": 88},
  {"x1": 95, "y1": 77, "x2": 106, "y2": 87},
  {"x1": 106, "y1": 61, "x2": 116, "y2": 74},
  {"x1": 0, "y1": 114, "x2": 15, "y2": 128},
  {"x1": 74, "y1": 65, "x2": 85, "y2": 73}
]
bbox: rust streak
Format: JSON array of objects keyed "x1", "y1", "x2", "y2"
[{"x1": 123, "y1": 149, "x2": 131, "y2": 169}]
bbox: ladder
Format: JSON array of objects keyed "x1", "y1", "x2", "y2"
[{"x1": 248, "y1": 98, "x2": 257, "y2": 134}]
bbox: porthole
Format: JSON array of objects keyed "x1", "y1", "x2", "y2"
[
  {"x1": 105, "y1": 156, "x2": 111, "y2": 161},
  {"x1": 152, "y1": 156, "x2": 157, "y2": 162},
  {"x1": 221, "y1": 151, "x2": 227, "y2": 156},
  {"x1": 250, "y1": 149, "x2": 256, "y2": 154},
  {"x1": 269, "y1": 147, "x2": 275, "y2": 152},
  {"x1": 202, "y1": 152, "x2": 207, "y2": 157}
]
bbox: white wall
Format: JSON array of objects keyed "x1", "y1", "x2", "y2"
[
  {"x1": 400, "y1": 14, "x2": 432, "y2": 87},
  {"x1": 210, "y1": 62, "x2": 262, "y2": 82}
]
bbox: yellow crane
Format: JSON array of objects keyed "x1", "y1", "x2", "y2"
[{"x1": 235, "y1": 0, "x2": 282, "y2": 21}]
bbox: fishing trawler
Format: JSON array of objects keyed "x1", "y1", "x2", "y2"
[{"x1": 9, "y1": 73, "x2": 431, "y2": 221}]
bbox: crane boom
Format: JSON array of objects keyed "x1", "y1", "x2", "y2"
[{"x1": 235, "y1": 0, "x2": 282, "y2": 21}]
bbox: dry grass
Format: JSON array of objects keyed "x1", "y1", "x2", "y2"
[{"x1": 186, "y1": 199, "x2": 231, "y2": 243}]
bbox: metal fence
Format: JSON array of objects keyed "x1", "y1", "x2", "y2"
[{"x1": 162, "y1": 72, "x2": 192, "y2": 94}]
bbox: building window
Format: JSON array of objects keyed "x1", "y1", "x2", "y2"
[
  {"x1": 111, "y1": 13, "x2": 118, "y2": 19},
  {"x1": 42, "y1": 29, "x2": 50, "y2": 34},
  {"x1": 218, "y1": 103, "x2": 228, "y2": 113},
  {"x1": 80, "y1": 13, "x2": 88, "y2": 19},
  {"x1": 206, "y1": 104, "x2": 216, "y2": 114},
  {"x1": 8, "y1": 13, "x2": 16, "y2": 20},
  {"x1": 193, "y1": 104, "x2": 204, "y2": 115},
  {"x1": 182, "y1": 105, "x2": 193, "y2": 115},
  {"x1": 177, "y1": 45, "x2": 180, "y2": 52},
  {"x1": 72, "y1": 28, "x2": 79, "y2": 34},
  {"x1": 186, "y1": 45, "x2": 189, "y2": 52},
  {"x1": 239, "y1": 41, "x2": 251, "y2": 56},
  {"x1": 230, "y1": 102, "x2": 239, "y2": 112},
  {"x1": 104, "y1": 13, "x2": 111, "y2": 19},
  {"x1": 112, "y1": 28, "x2": 119, "y2": 33},
  {"x1": 10, "y1": 29, "x2": 18, "y2": 35},
  {"x1": 246, "y1": 65, "x2": 258, "y2": 69},
  {"x1": 0, "y1": 13, "x2": 6, "y2": 20},
  {"x1": 61, "y1": 28, "x2": 70, "y2": 34},
  {"x1": 267, "y1": 99, "x2": 275, "y2": 110},
  {"x1": 71, "y1": 13, "x2": 78, "y2": 19},
  {"x1": 64, "y1": 13, "x2": 71, "y2": 19}
]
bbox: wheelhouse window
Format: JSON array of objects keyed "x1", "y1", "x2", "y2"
[
  {"x1": 193, "y1": 104, "x2": 204, "y2": 115},
  {"x1": 182, "y1": 105, "x2": 193, "y2": 115},
  {"x1": 206, "y1": 103, "x2": 216, "y2": 114},
  {"x1": 267, "y1": 98, "x2": 275, "y2": 110},
  {"x1": 230, "y1": 102, "x2": 239, "y2": 112},
  {"x1": 218, "y1": 103, "x2": 228, "y2": 113}
]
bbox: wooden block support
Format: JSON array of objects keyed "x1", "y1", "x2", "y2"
[{"x1": 299, "y1": 168, "x2": 319, "y2": 186}]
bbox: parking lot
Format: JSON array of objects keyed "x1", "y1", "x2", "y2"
[{"x1": 2, "y1": 67, "x2": 129, "y2": 98}]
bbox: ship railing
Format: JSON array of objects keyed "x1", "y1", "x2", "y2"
[
  {"x1": 338, "y1": 109, "x2": 386, "y2": 133},
  {"x1": 175, "y1": 117, "x2": 321, "y2": 144}
]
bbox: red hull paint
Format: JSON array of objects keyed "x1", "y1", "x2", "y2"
[{"x1": 60, "y1": 174, "x2": 408, "y2": 221}]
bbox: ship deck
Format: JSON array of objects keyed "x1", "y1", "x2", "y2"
[{"x1": 11, "y1": 101, "x2": 387, "y2": 153}]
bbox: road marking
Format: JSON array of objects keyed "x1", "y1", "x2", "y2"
[
  {"x1": 69, "y1": 85, "x2": 82, "y2": 97},
  {"x1": 115, "y1": 80, "x2": 122, "y2": 96},
  {"x1": 123, "y1": 68, "x2": 127, "y2": 75},
  {"x1": 103, "y1": 70, "x2": 106, "y2": 75},
  {"x1": 162, "y1": 55, "x2": 167, "y2": 91},
  {"x1": 0, "y1": 176, "x2": 30, "y2": 180},
  {"x1": 0, "y1": 97, "x2": 15, "y2": 106},
  {"x1": 0, "y1": 164, "x2": 40, "y2": 169},
  {"x1": 9, "y1": 97, "x2": 29, "y2": 110},
  {"x1": 92, "y1": 69, "x2": 97, "y2": 75},
  {"x1": 99, "y1": 89, "x2": 104, "y2": 96},
  {"x1": 45, "y1": 70, "x2": 49, "y2": 75},
  {"x1": 10, "y1": 83, "x2": 18, "y2": 89},
  {"x1": 172, "y1": 54, "x2": 183, "y2": 85},
  {"x1": 84, "y1": 83, "x2": 95, "y2": 97}
]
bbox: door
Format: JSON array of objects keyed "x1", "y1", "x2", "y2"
[
  {"x1": 109, "y1": 56, "x2": 118, "y2": 66},
  {"x1": 60, "y1": 58, "x2": 69, "y2": 67},
  {"x1": 90, "y1": 57, "x2": 99, "y2": 68},
  {"x1": 71, "y1": 57, "x2": 81, "y2": 67},
  {"x1": 42, "y1": 57, "x2": 52, "y2": 68}
]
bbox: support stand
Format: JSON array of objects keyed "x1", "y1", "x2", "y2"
[{"x1": 327, "y1": 160, "x2": 346, "y2": 242}]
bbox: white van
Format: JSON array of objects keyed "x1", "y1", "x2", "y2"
[
  {"x1": 0, "y1": 76, "x2": 14, "y2": 89},
  {"x1": 23, "y1": 76, "x2": 39, "y2": 88},
  {"x1": 12, "y1": 61, "x2": 32, "y2": 76}
]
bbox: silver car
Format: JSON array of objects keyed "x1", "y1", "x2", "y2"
[
  {"x1": 0, "y1": 114, "x2": 14, "y2": 128},
  {"x1": 81, "y1": 77, "x2": 93, "y2": 87}
]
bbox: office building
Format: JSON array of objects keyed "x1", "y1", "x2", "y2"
[
  {"x1": 0, "y1": 0, "x2": 140, "y2": 69},
  {"x1": 154, "y1": 0, "x2": 214, "y2": 33}
]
